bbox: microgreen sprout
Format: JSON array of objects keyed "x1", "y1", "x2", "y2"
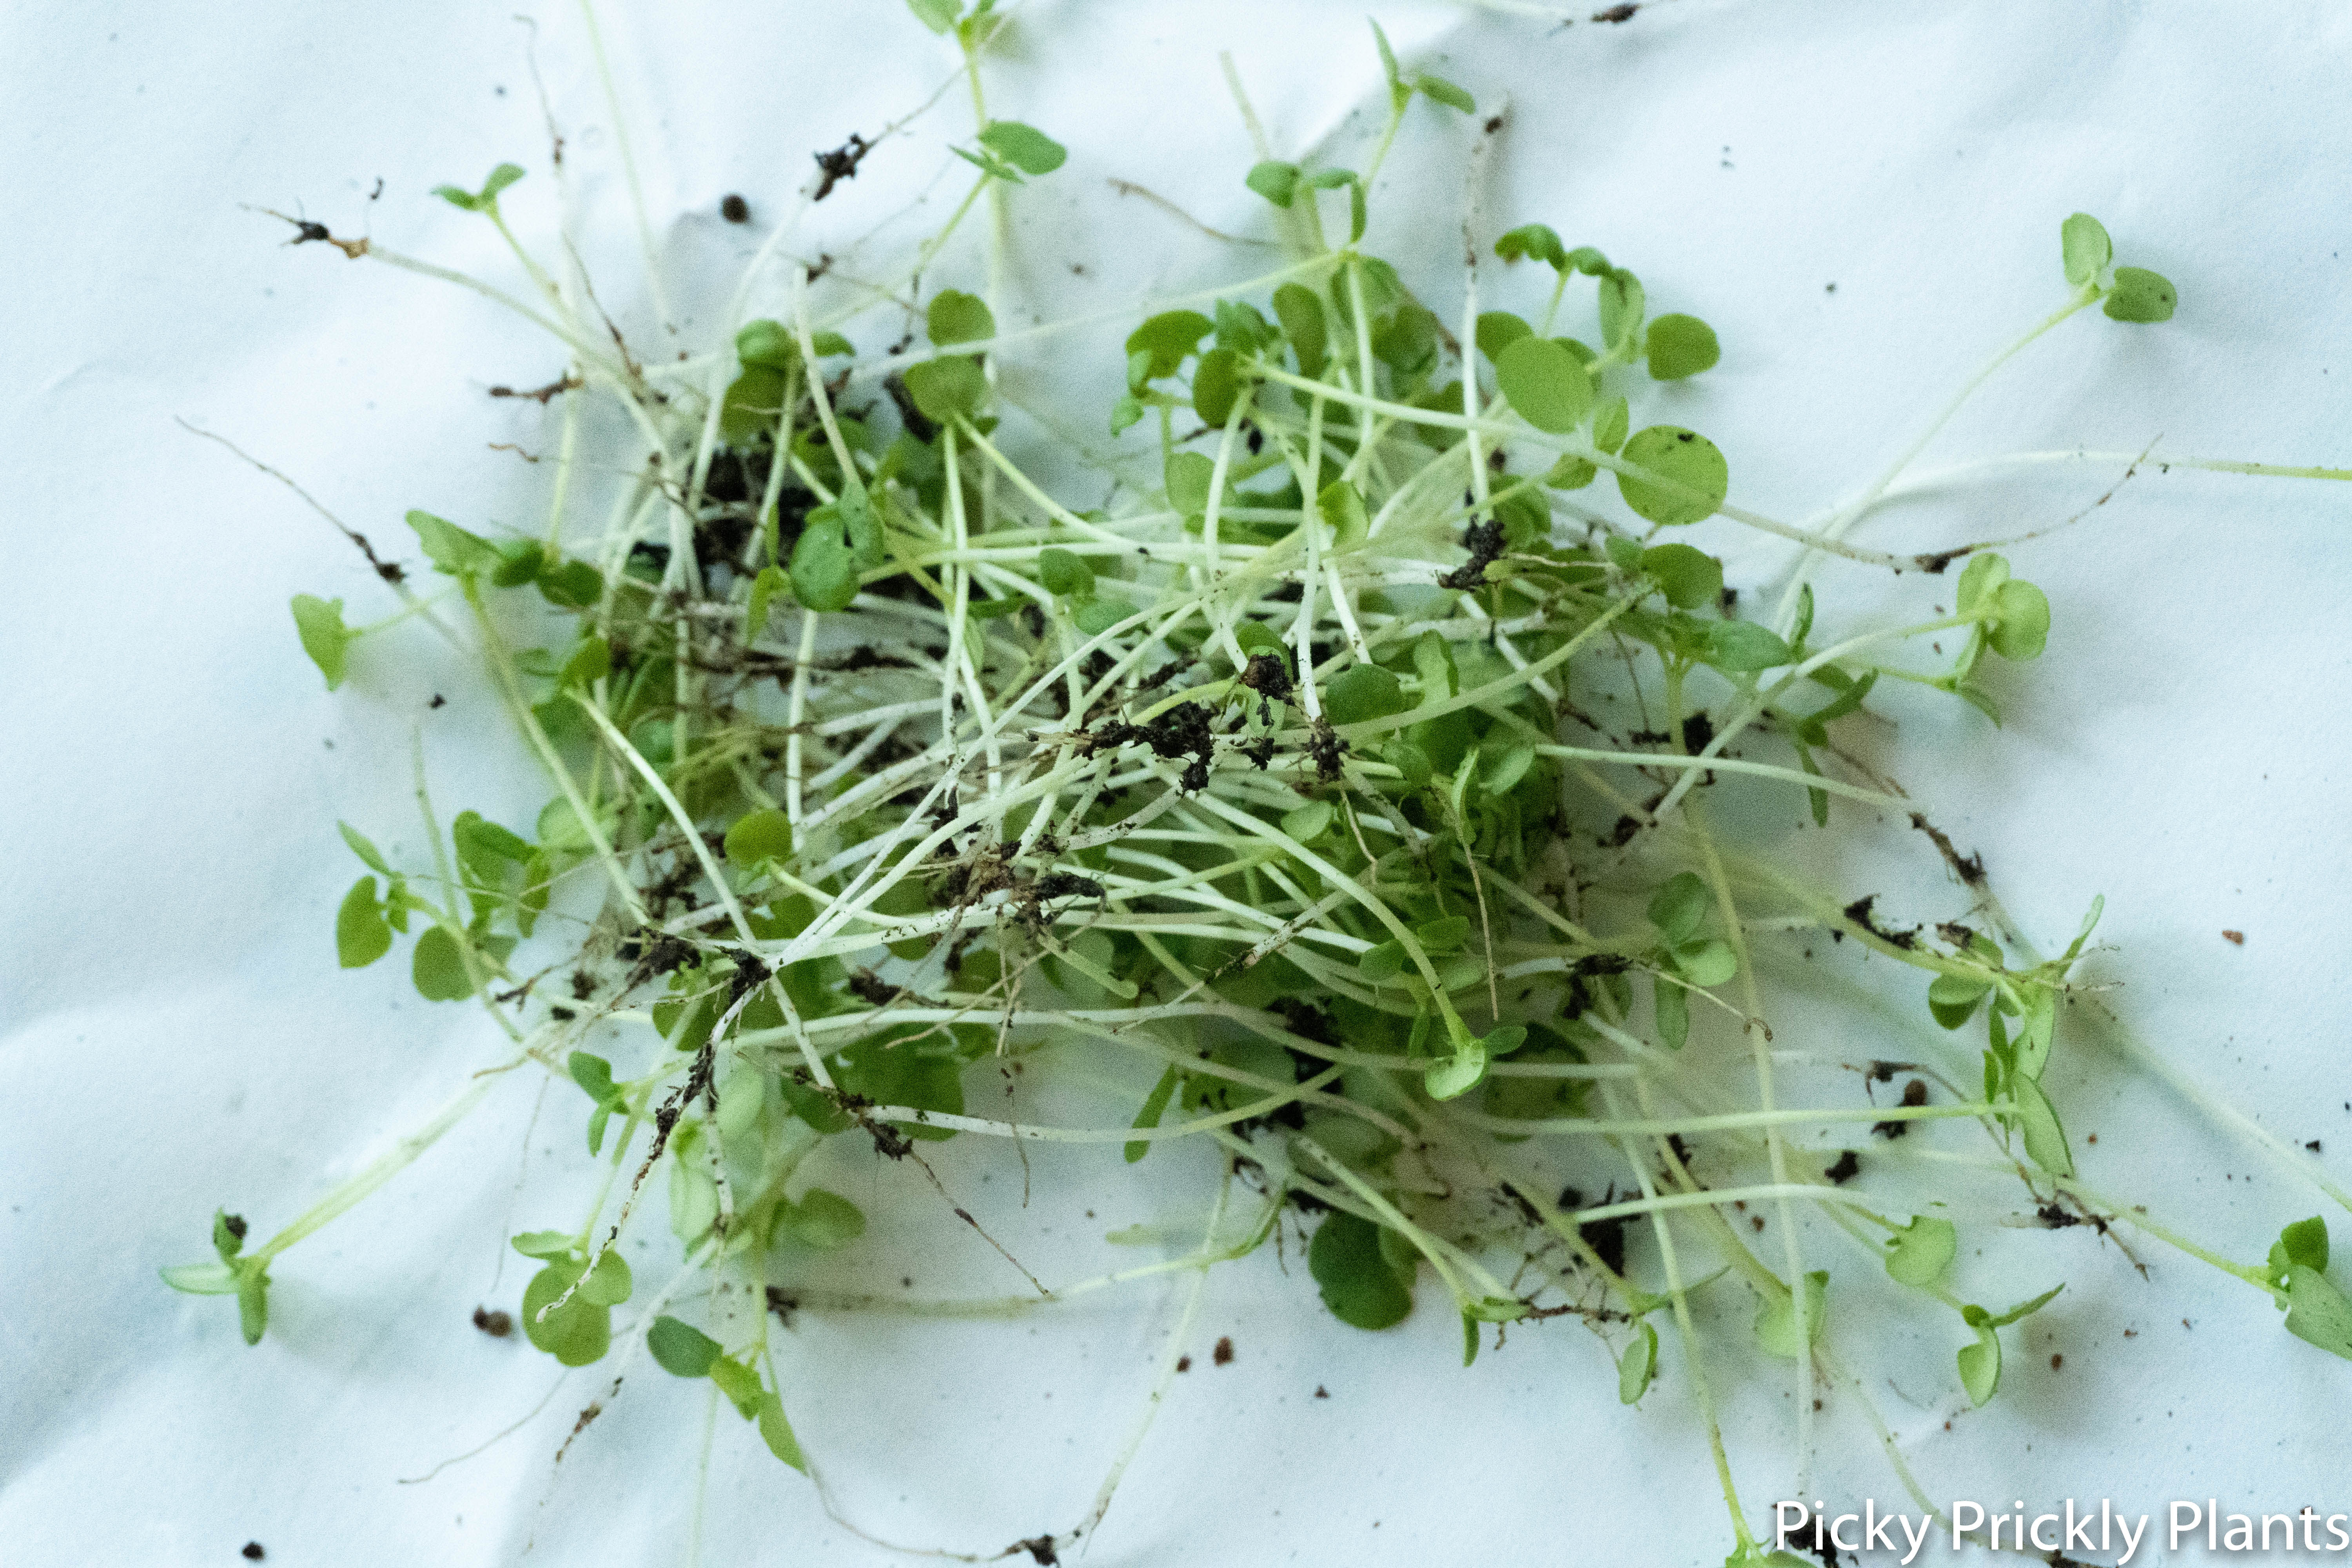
[{"x1": 175, "y1": 9, "x2": 2352, "y2": 1561}]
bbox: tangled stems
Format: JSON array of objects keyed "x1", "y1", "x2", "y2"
[{"x1": 180, "y1": 11, "x2": 2352, "y2": 1561}]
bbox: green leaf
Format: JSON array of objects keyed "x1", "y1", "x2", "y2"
[
  {"x1": 2284, "y1": 1265, "x2": 2352, "y2": 1360},
  {"x1": 1755, "y1": 1270, "x2": 1828, "y2": 1359},
  {"x1": 160, "y1": 1261, "x2": 240, "y2": 1295},
  {"x1": 1358, "y1": 940, "x2": 1407, "y2": 983},
  {"x1": 1413, "y1": 72, "x2": 1475, "y2": 113},
  {"x1": 787, "y1": 1189, "x2": 867, "y2": 1249},
  {"x1": 1655, "y1": 977, "x2": 1689, "y2": 1048},
  {"x1": 290, "y1": 595, "x2": 352, "y2": 690},
  {"x1": 522, "y1": 1260, "x2": 611, "y2": 1367},
  {"x1": 1616, "y1": 426, "x2": 1728, "y2": 528},
  {"x1": 720, "y1": 366, "x2": 788, "y2": 445},
  {"x1": 1673, "y1": 938, "x2": 1739, "y2": 989},
  {"x1": 1884, "y1": 1216, "x2": 1958, "y2": 1287},
  {"x1": 1423, "y1": 1035, "x2": 1488, "y2": 1100},
  {"x1": 1644, "y1": 313, "x2": 1720, "y2": 380},
  {"x1": 976, "y1": 120, "x2": 1066, "y2": 176},
  {"x1": 1072, "y1": 599, "x2": 1131, "y2": 635},
  {"x1": 1928, "y1": 973, "x2": 1991, "y2": 1030},
  {"x1": 1648, "y1": 873, "x2": 1710, "y2": 946},
  {"x1": 537, "y1": 559, "x2": 603, "y2": 610},
  {"x1": 1192, "y1": 347, "x2": 1242, "y2": 426},
  {"x1": 756, "y1": 1390, "x2": 806, "y2": 1470},
  {"x1": 412, "y1": 926, "x2": 476, "y2": 1002},
  {"x1": 2060, "y1": 212, "x2": 2112, "y2": 288},
  {"x1": 906, "y1": 0, "x2": 959, "y2": 32},
  {"x1": 1956, "y1": 552, "x2": 2011, "y2": 615},
  {"x1": 212, "y1": 1210, "x2": 247, "y2": 1261},
  {"x1": 435, "y1": 163, "x2": 524, "y2": 212},
  {"x1": 1318, "y1": 480, "x2": 1369, "y2": 551},
  {"x1": 789, "y1": 513, "x2": 860, "y2": 613},
  {"x1": 577, "y1": 1248, "x2": 633, "y2": 1307},
  {"x1": 567, "y1": 1051, "x2": 620, "y2": 1109},
  {"x1": 903, "y1": 355, "x2": 988, "y2": 423},
  {"x1": 236, "y1": 1266, "x2": 270, "y2": 1345},
  {"x1": 1272, "y1": 283, "x2": 1327, "y2": 378},
  {"x1": 1958, "y1": 1319, "x2": 2002, "y2": 1406},
  {"x1": 724, "y1": 807, "x2": 795, "y2": 868},
  {"x1": 336, "y1": 877, "x2": 392, "y2": 969},
  {"x1": 338, "y1": 822, "x2": 390, "y2": 874},
  {"x1": 708, "y1": 1354, "x2": 763, "y2": 1416},
  {"x1": 1987, "y1": 579, "x2": 2051, "y2": 660},
  {"x1": 1126, "y1": 311, "x2": 1215, "y2": 381},
  {"x1": 2103, "y1": 265, "x2": 2177, "y2": 323},
  {"x1": 1591, "y1": 393, "x2": 1629, "y2": 455},
  {"x1": 407, "y1": 510, "x2": 499, "y2": 576},
  {"x1": 1984, "y1": 1283, "x2": 2065, "y2": 1330},
  {"x1": 1323, "y1": 664, "x2": 1407, "y2": 725},
  {"x1": 648, "y1": 1315, "x2": 722, "y2": 1377},
  {"x1": 735, "y1": 319, "x2": 797, "y2": 370},
  {"x1": 2273, "y1": 1217, "x2": 2332, "y2": 1281},
  {"x1": 1640, "y1": 543, "x2": 1721, "y2": 610},
  {"x1": 1245, "y1": 161, "x2": 1300, "y2": 208},
  {"x1": 1617, "y1": 1319, "x2": 1658, "y2": 1403},
  {"x1": 511, "y1": 1229, "x2": 576, "y2": 1259},
  {"x1": 1703, "y1": 619, "x2": 1793, "y2": 673},
  {"x1": 1597, "y1": 268, "x2": 1645, "y2": 353},
  {"x1": 926, "y1": 289, "x2": 996, "y2": 346},
  {"x1": 1475, "y1": 310, "x2": 1532, "y2": 364},
  {"x1": 1495, "y1": 223, "x2": 1567, "y2": 271},
  {"x1": 1157, "y1": 456, "x2": 1212, "y2": 519},
  {"x1": 1417, "y1": 915, "x2": 1472, "y2": 951},
  {"x1": 2013, "y1": 1074, "x2": 2073, "y2": 1176},
  {"x1": 1309, "y1": 1211, "x2": 1414, "y2": 1330},
  {"x1": 1281, "y1": 800, "x2": 1334, "y2": 844},
  {"x1": 1495, "y1": 335, "x2": 1593, "y2": 434},
  {"x1": 1125, "y1": 1063, "x2": 1180, "y2": 1162}
]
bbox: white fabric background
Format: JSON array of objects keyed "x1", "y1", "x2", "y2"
[{"x1": 5, "y1": 3, "x2": 2351, "y2": 1564}]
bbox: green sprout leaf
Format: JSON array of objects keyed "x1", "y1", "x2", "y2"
[
  {"x1": 1126, "y1": 311, "x2": 1215, "y2": 381},
  {"x1": 1648, "y1": 872, "x2": 1710, "y2": 946},
  {"x1": 927, "y1": 289, "x2": 996, "y2": 346},
  {"x1": 522, "y1": 1259, "x2": 611, "y2": 1367},
  {"x1": 1598, "y1": 268, "x2": 1645, "y2": 353},
  {"x1": 906, "y1": 0, "x2": 959, "y2": 32},
  {"x1": 1617, "y1": 1319, "x2": 1659, "y2": 1404},
  {"x1": 1412, "y1": 72, "x2": 1475, "y2": 113},
  {"x1": 1246, "y1": 161, "x2": 1300, "y2": 208},
  {"x1": 1591, "y1": 393, "x2": 1630, "y2": 456},
  {"x1": 1641, "y1": 543, "x2": 1722, "y2": 610},
  {"x1": 757, "y1": 1390, "x2": 806, "y2": 1470},
  {"x1": 786, "y1": 1189, "x2": 867, "y2": 1249},
  {"x1": 411, "y1": 926, "x2": 476, "y2": 1002},
  {"x1": 724, "y1": 808, "x2": 795, "y2": 869},
  {"x1": 1986, "y1": 579, "x2": 2051, "y2": 660},
  {"x1": 2284, "y1": 1265, "x2": 2352, "y2": 1360},
  {"x1": 434, "y1": 162, "x2": 524, "y2": 212},
  {"x1": 1495, "y1": 335, "x2": 1593, "y2": 433},
  {"x1": 1702, "y1": 619, "x2": 1793, "y2": 673},
  {"x1": 577, "y1": 1249, "x2": 633, "y2": 1307},
  {"x1": 512, "y1": 1230, "x2": 575, "y2": 1259},
  {"x1": 2061, "y1": 212, "x2": 2112, "y2": 288},
  {"x1": 1755, "y1": 1270, "x2": 1828, "y2": 1359},
  {"x1": 1272, "y1": 283, "x2": 1327, "y2": 378},
  {"x1": 1616, "y1": 426, "x2": 1728, "y2": 527},
  {"x1": 1673, "y1": 939, "x2": 1739, "y2": 989},
  {"x1": 290, "y1": 595, "x2": 352, "y2": 690},
  {"x1": 2013, "y1": 1073, "x2": 2074, "y2": 1176},
  {"x1": 1928, "y1": 973, "x2": 1991, "y2": 1030},
  {"x1": 336, "y1": 876, "x2": 392, "y2": 969},
  {"x1": 903, "y1": 355, "x2": 988, "y2": 424},
  {"x1": 648, "y1": 1315, "x2": 722, "y2": 1377},
  {"x1": 1644, "y1": 314, "x2": 1720, "y2": 380},
  {"x1": 1309, "y1": 1211, "x2": 1414, "y2": 1330},
  {"x1": 2271, "y1": 1216, "x2": 2332, "y2": 1286},
  {"x1": 408, "y1": 510, "x2": 498, "y2": 577},
  {"x1": 976, "y1": 120, "x2": 1066, "y2": 177},
  {"x1": 1884, "y1": 1216, "x2": 1958, "y2": 1287},
  {"x1": 2103, "y1": 265, "x2": 2177, "y2": 323},
  {"x1": 1958, "y1": 1317, "x2": 2002, "y2": 1406},
  {"x1": 1125, "y1": 1064, "x2": 1180, "y2": 1163},
  {"x1": 1193, "y1": 347, "x2": 1243, "y2": 426},
  {"x1": 1495, "y1": 223, "x2": 1567, "y2": 271}
]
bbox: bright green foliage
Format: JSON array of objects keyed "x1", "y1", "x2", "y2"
[
  {"x1": 976, "y1": 120, "x2": 1066, "y2": 176},
  {"x1": 786, "y1": 1189, "x2": 868, "y2": 1249},
  {"x1": 1755, "y1": 1270, "x2": 1828, "y2": 1358},
  {"x1": 1495, "y1": 335, "x2": 1593, "y2": 433},
  {"x1": 1272, "y1": 283, "x2": 1326, "y2": 377},
  {"x1": 411, "y1": 926, "x2": 475, "y2": 1002},
  {"x1": 1884, "y1": 1216, "x2": 1957, "y2": 1287},
  {"x1": 523, "y1": 1258, "x2": 612, "y2": 1367},
  {"x1": 1956, "y1": 1285, "x2": 2062, "y2": 1405},
  {"x1": 1644, "y1": 314, "x2": 1719, "y2": 379},
  {"x1": 1617, "y1": 1320, "x2": 1658, "y2": 1403},
  {"x1": 1615, "y1": 426, "x2": 1728, "y2": 526},
  {"x1": 434, "y1": 163, "x2": 524, "y2": 212},
  {"x1": 336, "y1": 877, "x2": 392, "y2": 968},
  {"x1": 725, "y1": 808, "x2": 795, "y2": 868},
  {"x1": 1247, "y1": 161, "x2": 1300, "y2": 208},
  {"x1": 649, "y1": 1315, "x2": 722, "y2": 1377},
  {"x1": 2104, "y1": 266, "x2": 2177, "y2": 322},
  {"x1": 1310, "y1": 1211, "x2": 1414, "y2": 1329},
  {"x1": 2061, "y1": 212, "x2": 2112, "y2": 287},
  {"x1": 904, "y1": 356, "x2": 988, "y2": 423},
  {"x1": 290, "y1": 595, "x2": 351, "y2": 689},
  {"x1": 927, "y1": 290, "x2": 996, "y2": 346},
  {"x1": 1495, "y1": 223, "x2": 1567, "y2": 271}
]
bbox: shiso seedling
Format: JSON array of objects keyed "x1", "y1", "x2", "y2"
[{"x1": 174, "y1": 5, "x2": 2352, "y2": 1561}]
